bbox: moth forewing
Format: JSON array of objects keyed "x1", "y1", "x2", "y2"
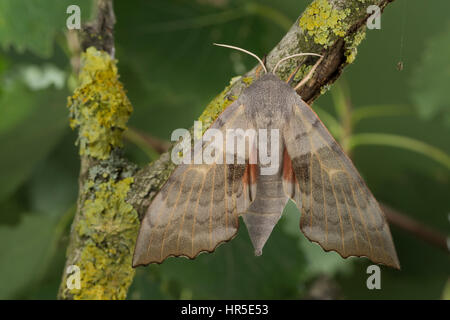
[
  {"x1": 282, "y1": 94, "x2": 400, "y2": 269},
  {"x1": 133, "y1": 101, "x2": 255, "y2": 266}
]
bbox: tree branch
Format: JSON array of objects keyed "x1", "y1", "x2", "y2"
[
  {"x1": 382, "y1": 204, "x2": 449, "y2": 253},
  {"x1": 58, "y1": 0, "x2": 139, "y2": 300}
]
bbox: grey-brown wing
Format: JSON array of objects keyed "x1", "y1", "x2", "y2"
[
  {"x1": 282, "y1": 100, "x2": 400, "y2": 269},
  {"x1": 133, "y1": 102, "x2": 255, "y2": 266}
]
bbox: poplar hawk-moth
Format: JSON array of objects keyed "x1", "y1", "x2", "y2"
[{"x1": 132, "y1": 46, "x2": 400, "y2": 269}]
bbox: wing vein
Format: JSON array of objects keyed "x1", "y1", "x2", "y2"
[
  {"x1": 340, "y1": 185, "x2": 359, "y2": 251},
  {"x1": 209, "y1": 164, "x2": 217, "y2": 249},
  {"x1": 348, "y1": 182, "x2": 373, "y2": 255},
  {"x1": 319, "y1": 158, "x2": 328, "y2": 245},
  {"x1": 176, "y1": 173, "x2": 199, "y2": 251},
  {"x1": 146, "y1": 179, "x2": 178, "y2": 259},
  {"x1": 329, "y1": 172, "x2": 346, "y2": 254},
  {"x1": 160, "y1": 169, "x2": 192, "y2": 260},
  {"x1": 191, "y1": 169, "x2": 208, "y2": 256}
]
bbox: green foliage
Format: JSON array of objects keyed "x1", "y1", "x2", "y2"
[
  {"x1": 0, "y1": 82, "x2": 34, "y2": 135},
  {"x1": 28, "y1": 148, "x2": 79, "y2": 219},
  {"x1": 0, "y1": 85, "x2": 68, "y2": 201},
  {"x1": 411, "y1": 22, "x2": 450, "y2": 127},
  {"x1": 0, "y1": 0, "x2": 91, "y2": 58},
  {"x1": 283, "y1": 201, "x2": 354, "y2": 278},
  {"x1": 0, "y1": 214, "x2": 58, "y2": 299}
]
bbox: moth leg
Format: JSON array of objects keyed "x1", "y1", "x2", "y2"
[
  {"x1": 294, "y1": 56, "x2": 324, "y2": 91},
  {"x1": 286, "y1": 64, "x2": 302, "y2": 85}
]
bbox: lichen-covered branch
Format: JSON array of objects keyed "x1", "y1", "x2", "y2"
[
  {"x1": 60, "y1": 0, "x2": 397, "y2": 299},
  {"x1": 58, "y1": 0, "x2": 140, "y2": 300}
]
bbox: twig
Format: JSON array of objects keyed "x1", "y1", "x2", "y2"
[
  {"x1": 124, "y1": 127, "x2": 170, "y2": 160},
  {"x1": 381, "y1": 204, "x2": 449, "y2": 253}
]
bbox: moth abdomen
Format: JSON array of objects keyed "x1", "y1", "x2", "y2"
[
  {"x1": 242, "y1": 211, "x2": 284, "y2": 256},
  {"x1": 243, "y1": 173, "x2": 289, "y2": 255}
]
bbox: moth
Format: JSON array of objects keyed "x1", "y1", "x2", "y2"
[{"x1": 133, "y1": 44, "x2": 400, "y2": 269}]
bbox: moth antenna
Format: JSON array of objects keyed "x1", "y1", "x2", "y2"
[
  {"x1": 213, "y1": 43, "x2": 267, "y2": 74},
  {"x1": 272, "y1": 53, "x2": 322, "y2": 76}
]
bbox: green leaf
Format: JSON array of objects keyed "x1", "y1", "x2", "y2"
[
  {"x1": 0, "y1": 0, "x2": 92, "y2": 58},
  {"x1": 0, "y1": 82, "x2": 34, "y2": 135},
  {"x1": 128, "y1": 268, "x2": 172, "y2": 300},
  {"x1": 410, "y1": 22, "x2": 450, "y2": 127},
  {"x1": 28, "y1": 145, "x2": 78, "y2": 218},
  {"x1": 0, "y1": 214, "x2": 57, "y2": 299},
  {"x1": 337, "y1": 231, "x2": 450, "y2": 299},
  {"x1": 0, "y1": 86, "x2": 68, "y2": 201},
  {"x1": 282, "y1": 201, "x2": 354, "y2": 279}
]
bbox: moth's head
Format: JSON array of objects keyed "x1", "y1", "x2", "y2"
[{"x1": 252, "y1": 73, "x2": 283, "y2": 86}]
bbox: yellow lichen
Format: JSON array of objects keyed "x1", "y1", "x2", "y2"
[
  {"x1": 299, "y1": 0, "x2": 351, "y2": 47},
  {"x1": 68, "y1": 47, "x2": 132, "y2": 160},
  {"x1": 70, "y1": 177, "x2": 139, "y2": 300},
  {"x1": 242, "y1": 76, "x2": 253, "y2": 86},
  {"x1": 293, "y1": 64, "x2": 312, "y2": 82},
  {"x1": 345, "y1": 27, "x2": 366, "y2": 64}
]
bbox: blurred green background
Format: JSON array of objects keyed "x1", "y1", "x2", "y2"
[{"x1": 0, "y1": 0, "x2": 449, "y2": 299}]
